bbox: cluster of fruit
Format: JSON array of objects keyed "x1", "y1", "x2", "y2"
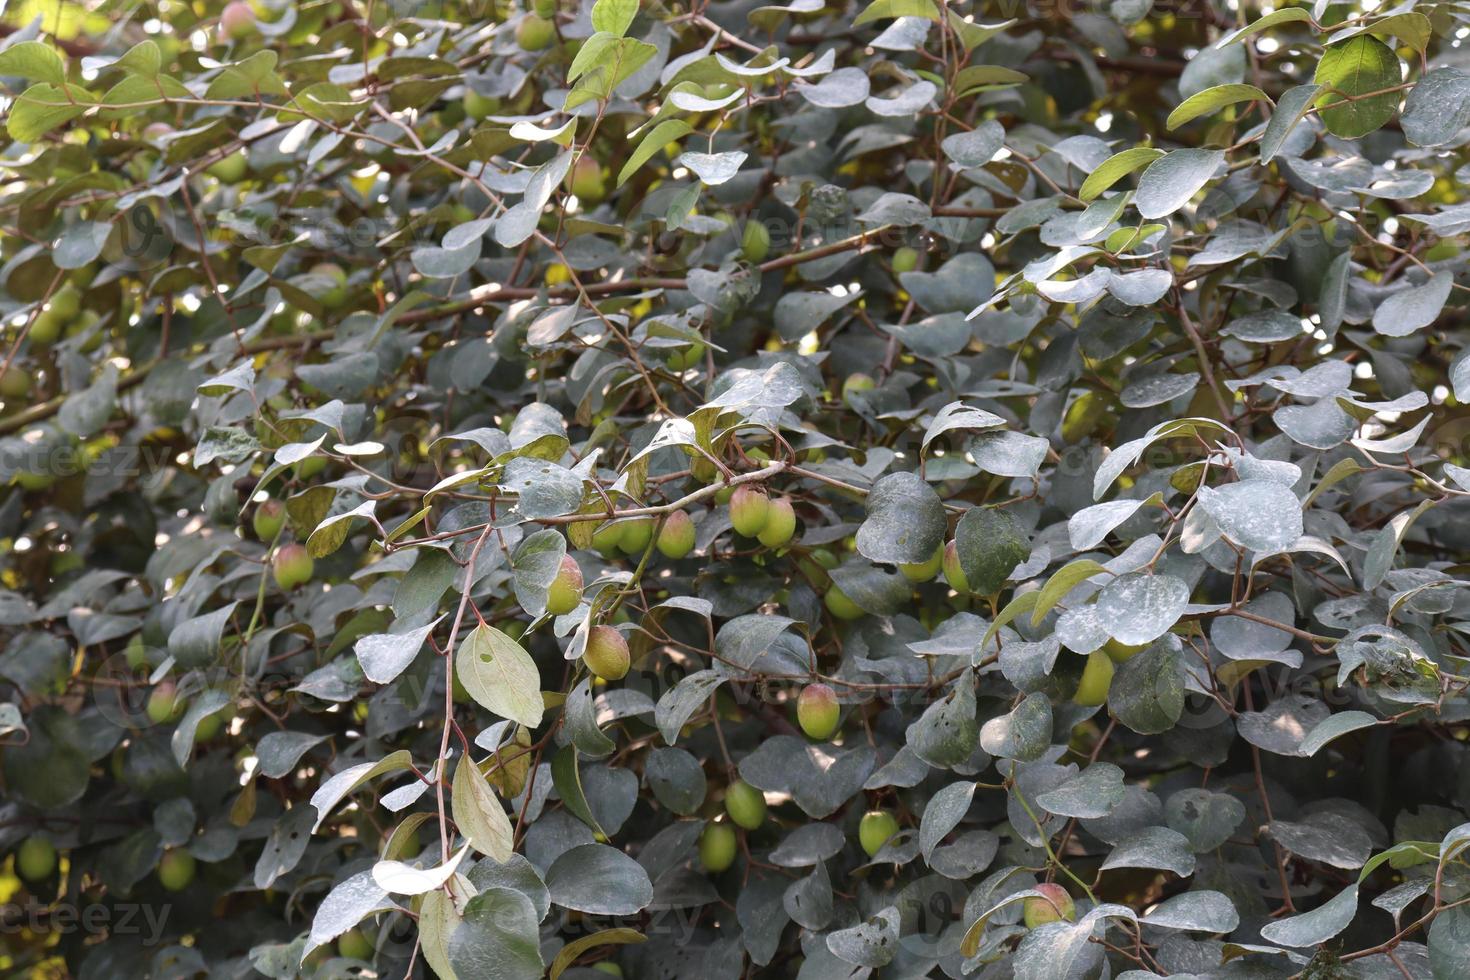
[{"x1": 13, "y1": 834, "x2": 196, "y2": 892}]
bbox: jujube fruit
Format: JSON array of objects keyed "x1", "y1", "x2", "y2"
[
  {"x1": 859, "y1": 809, "x2": 899, "y2": 856},
  {"x1": 157, "y1": 848, "x2": 196, "y2": 891},
  {"x1": 583, "y1": 625, "x2": 629, "y2": 681},
  {"x1": 757, "y1": 496, "x2": 797, "y2": 548},
  {"x1": 657, "y1": 510, "x2": 695, "y2": 559},
  {"x1": 273, "y1": 543, "x2": 314, "y2": 589},
  {"x1": 546, "y1": 554, "x2": 584, "y2": 615},
  {"x1": 16, "y1": 836, "x2": 56, "y2": 881},
  {"x1": 797, "y1": 683, "x2": 840, "y2": 740},
  {"x1": 724, "y1": 780, "x2": 766, "y2": 830},
  {"x1": 699, "y1": 821, "x2": 737, "y2": 872},
  {"x1": 729, "y1": 485, "x2": 770, "y2": 537}
]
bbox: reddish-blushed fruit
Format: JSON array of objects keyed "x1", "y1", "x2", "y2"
[
  {"x1": 729, "y1": 485, "x2": 770, "y2": 537},
  {"x1": 900, "y1": 544, "x2": 944, "y2": 582},
  {"x1": 17, "y1": 836, "x2": 56, "y2": 881},
  {"x1": 252, "y1": 499, "x2": 285, "y2": 541},
  {"x1": 220, "y1": 0, "x2": 257, "y2": 38},
  {"x1": 757, "y1": 496, "x2": 796, "y2": 548},
  {"x1": 859, "y1": 809, "x2": 900, "y2": 856},
  {"x1": 797, "y1": 683, "x2": 840, "y2": 740},
  {"x1": 146, "y1": 682, "x2": 182, "y2": 724},
  {"x1": 724, "y1": 780, "x2": 766, "y2": 830},
  {"x1": 546, "y1": 554, "x2": 583, "y2": 615},
  {"x1": 824, "y1": 585, "x2": 865, "y2": 620},
  {"x1": 942, "y1": 540, "x2": 970, "y2": 593},
  {"x1": 568, "y1": 154, "x2": 605, "y2": 202},
  {"x1": 1073, "y1": 651, "x2": 1115, "y2": 706},
  {"x1": 657, "y1": 510, "x2": 696, "y2": 559},
  {"x1": 584, "y1": 625, "x2": 629, "y2": 681},
  {"x1": 273, "y1": 543, "x2": 314, "y2": 589},
  {"x1": 337, "y1": 928, "x2": 373, "y2": 960},
  {"x1": 157, "y1": 848, "x2": 196, "y2": 891},
  {"x1": 742, "y1": 220, "x2": 771, "y2": 263},
  {"x1": 699, "y1": 822, "x2": 737, "y2": 872},
  {"x1": 1023, "y1": 883, "x2": 1076, "y2": 927}
]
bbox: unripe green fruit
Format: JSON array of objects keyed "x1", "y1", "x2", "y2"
[
  {"x1": 516, "y1": 13, "x2": 556, "y2": 51},
  {"x1": 666, "y1": 341, "x2": 705, "y2": 371},
  {"x1": 16, "y1": 836, "x2": 56, "y2": 881},
  {"x1": 568, "y1": 155, "x2": 605, "y2": 203},
  {"x1": 463, "y1": 87, "x2": 499, "y2": 120},
  {"x1": 811, "y1": 548, "x2": 840, "y2": 570},
  {"x1": 30, "y1": 305, "x2": 66, "y2": 346},
  {"x1": 942, "y1": 541, "x2": 969, "y2": 593},
  {"x1": 125, "y1": 635, "x2": 149, "y2": 670},
  {"x1": 546, "y1": 554, "x2": 583, "y2": 615},
  {"x1": 194, "y1": 704, "x2": 233, "y2": 741},
  {"x1": 0, "y1": 365, "x2": 30, "y2": 398},
  {"x1": 146, "y1": 682, "x2": 183, "y2": 724},
  {"x1": 584, "y1": 625, "x2": 630, "y2": 681},
  {"x1": 729, "y1": 485, "x2": 771, "y2": 537},
  {"x1": 618, "y1": 517, "x2": 653, "y2": 555},
  {"x1": 657, "y1": 510, "x2": 696, "y2": 559},
  {"x1": 1023, "y1": 883, "x2": 1076, "y2": 928},
  {"x1": 892, "y1": 246, "x2": 921, "y2": 274},
  {"x1": 1073, "y1": 650, "x2": 1114, "y2": 706},
  {"x1": 899, "y1": 544, "x2": 944, "y2": 582},
  {"x1": 157, "y1": 848, "x2": 196, "y2": 891},
  {"x1": 1104, "y1": 638, "x2": 1146, "y2": 663},
  {"x1": 824, "y1": 585, "x2": 864, "y2": 620},
  {"x1": 49, "y1": 286, "x2": 81, "y2": 319},
  {"x1": 220, "y1": 0, "x2": 257, "y2": 39},
  {"x1": 859, "y1": 809, "x2": 900, "y2": 856},
  {"x1": 842, "y1": 373, "x2": 876, "y2": 406},
  {"x1": 311, "y1": 262, "x2": 349, "y2": 309},
  {"x1": 252, "y1": 499, "x2": 286, "y2": 541},
  {"x1": 757, "y1": 496, "x2": 796, "y2": 548},
  {"x1": 296, "y1": 455, "x2": 327, "y2": 479},
  {"x1": 533, "y1": 0, "x2": 557, "y2": 16},
  {"x1": 337, "y1": 928, "x2": 373, "y2": 960},
  {"x1": 742, "y1": 220, "x2": 771, "y2": 263},
  {"x1": 699, "y1": 821, "x2": 737, "y2": 872},
  {"x1": 592, "y1": 521, "x2": 625, "y2": 555},
  {"x1": 724, "y1": 780, "x2": 766, "y2": 830},
  {"x1": 592, "y1": 964, "x2": 622, "y2": 977},
  {"x1": 206, "y1": 150, "x2": 248, "y2": 183},
  {"x1": 797, "y1": 683, "x2": 840, "y2": 740},
  {"x1": 273, "y1": 543, "x2": 314, "y2": 589}
]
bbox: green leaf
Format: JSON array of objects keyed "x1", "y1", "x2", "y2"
[
  {"x1": 953, "y1": 506, "x2": 1029, "y2": 596},
  {"x1": 1314, "y1": 35, "x2": 1401, "y2": 139},
  {"x1": 7, "y1": 82, "x2": 96, "y2": 142},
  {"x1": 0, "y1": 41, "x2": 66, "y2": 85}
]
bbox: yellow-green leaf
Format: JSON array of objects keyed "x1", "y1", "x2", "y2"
[
  {"x1": 456, "y1": 624, "x2": 544, "y2": 728},
  {"x1": 451, "y1": 755, "x2": 514, "y2": 862},
  {"x1": 549, "y1": 929, "x2": 647, "y2": 979},
  {"x1": 1167, "y1": 83, "x2": 1270, "y2": 129},
  {"x1": 1314, "y1": 35, "x2": 1401, "y2": 139},
  {"x1": 1078, "y1": 146, "x2": 1164, "y2": 201}
]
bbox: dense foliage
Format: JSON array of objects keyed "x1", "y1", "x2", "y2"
[{"x1": 10, "y1": 0, "x2": 1470, "y2": 976}]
